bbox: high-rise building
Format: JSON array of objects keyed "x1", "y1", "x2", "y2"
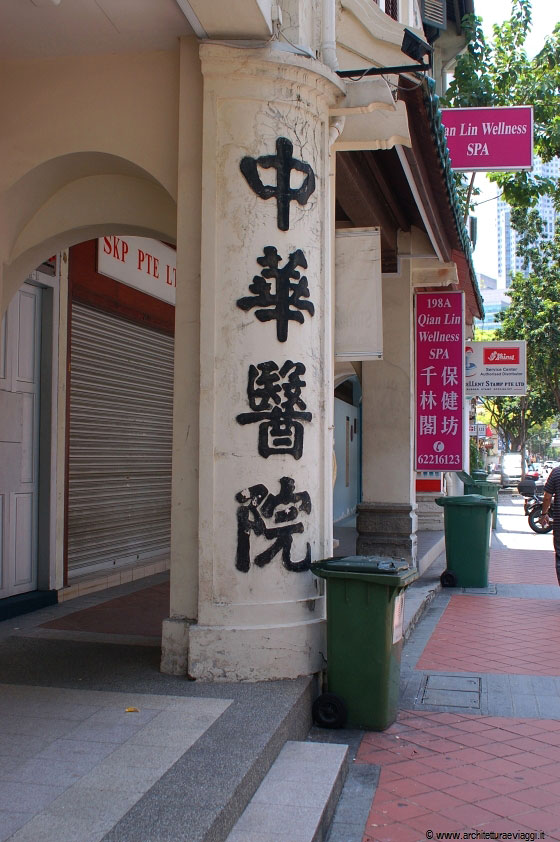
[
  {"x1": 474, "y1": 279, "x2": 510, "y2": 333},
  {"x1": 497, "y1": 157, "x2": 559, "y2": 287}
]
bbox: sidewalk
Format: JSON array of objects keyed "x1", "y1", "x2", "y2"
[
  {"x1": 347, "y1": 490, "x2": 560, "y2": 842},
  {"x1": 0, "y1": 519, "x2": 444, "y2": 842},
  {"x1": 2, "y1": 492, "x2": 559, "y2": 841}
]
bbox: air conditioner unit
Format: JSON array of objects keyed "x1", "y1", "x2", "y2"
[{"x1": 422, "y1": 0, "x2": 446, "y2": 29}]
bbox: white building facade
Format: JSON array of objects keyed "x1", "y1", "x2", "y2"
[{"x1": 0, "y1": 0, "x2": 481, "y2": 680}]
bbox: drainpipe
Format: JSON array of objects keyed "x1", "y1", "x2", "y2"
[
  {"x1": 323, "y1": 0, "x2": 343, "y2": 144},
  {"x1": 322, "y1": 0, "x2": 338, "y2": 71},
  {"x1": 329, "y1": 116, "x2": 345, "y2": 146}
]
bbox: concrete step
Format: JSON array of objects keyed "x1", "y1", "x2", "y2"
[{"x1": 225, "y1": 740, "x2": 349, "y2": 842}]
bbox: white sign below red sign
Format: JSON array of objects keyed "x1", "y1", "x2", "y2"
[
  {"x1": 465, "y1": 341, "x2": 527, "y2": 396},
  {"x1": 97, "y1": 236, "x2": 176, "y2": 305}
]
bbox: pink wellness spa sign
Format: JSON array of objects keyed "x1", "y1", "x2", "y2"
[
  {"x1": 440, "y1": 106, "x2": 533, "y2": 172},
  {"x1": 415, "y1": 291, "x2": 464, "y2": 472}
]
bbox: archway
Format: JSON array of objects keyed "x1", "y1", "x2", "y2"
[
  {"x1": 333, "y1": 372, "x2": 362, "y2": 558},
  {"x1": 0, "y1": 153, "x2": 181, "y2": 637}
]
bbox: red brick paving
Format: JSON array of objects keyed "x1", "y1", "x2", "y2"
[
  {"x1": 40, "y1": 582, "x2": 169, "y2": 637},
  {"x1": 359, "y1": 711, "x2": 560, "y2": 841},
  {"x1": 416, "y1": 594, "x2": 560, "y2": 675},
  {"x1": 360, "y1": 541, "x2": 560, "y2": 840},
  {"x1": 490, "y1": 547, "x2": 557, "y2": 584}
]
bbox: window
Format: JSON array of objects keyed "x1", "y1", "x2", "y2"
[
  {"x1": 372, "y1": 0, "x2": 399, "y2": 21},
  {"x1": 385, "y1": 0, "x2": 398, "y2": 20}
]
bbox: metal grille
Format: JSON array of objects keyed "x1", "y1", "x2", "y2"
[
  {"x1": 68, "y1": 304, "x2": 174, "y2": 575},
  {"x1": 385, "y1": 0, "x2": 398, "y2": 21}
]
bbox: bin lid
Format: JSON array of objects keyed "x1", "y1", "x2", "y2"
[
  {"x1": 311, "y1": 555, "x2": 418, "y2": 586},
  {"x1": 455, "y1": 470, "x2": 473, "y2": 484},
  {"x1": 313, "y1": 555, "x2": 410, "y2": 574},
  {"x1": 436, "y1": 494, "x2": 497, "y2": 509}
]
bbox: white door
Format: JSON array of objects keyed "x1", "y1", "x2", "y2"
[{"x1": 0, "y1": 284, "x2": 41, "y2": 597}]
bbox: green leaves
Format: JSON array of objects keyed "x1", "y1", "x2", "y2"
[
  {"x1": 444, "y1": 0, "x2": 560, "y2": 208},
  {"x1": 446, "y1": 0, "x2": 560, "y2": 443}
]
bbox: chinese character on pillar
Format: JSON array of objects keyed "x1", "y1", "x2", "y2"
[
  {"x1": 237, "y1": 246, "x2": 314, "y2": 342},
  {"x1": 235, "y1": 477, "x2": 312, "y2": 572},
  {"x1": 240, "y1": 137, "x2": 316, "y2": 231},
  {"x1": 236, "y1": 360, "x2": 312, "y2": 459},
  {"x1": 235, "y1": 136, "x2": 318, "y2": 574}
]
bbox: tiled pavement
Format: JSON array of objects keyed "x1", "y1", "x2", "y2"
[
  {"x1": 0, "y1": 685, "x2": 231, "y2": 842},
  {"x1": 40, "y1": 579, "x2": 170, "y2": 640},
  {"x1": 358, "y1": 711, "x2": 560, "y2": 841},
  {"x1": 357, "y1": 492, "x2": 560, "y2": 842},
  {"x1": 2, "y1": 492, "x2": 560, "y2": 841}
]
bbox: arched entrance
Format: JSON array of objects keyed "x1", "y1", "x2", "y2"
[
  {"x1": 0, "y1": 153, "x2": 180, "y2": 630},
  {"x1": 333, "y1": 374, "x2": 362, "y2": 524},
  {"x1": 332, "y1": 372, "x2": 362, "y2": 559}
]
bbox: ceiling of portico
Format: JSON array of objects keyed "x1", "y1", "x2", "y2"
[
  {"x1": 336, "y1": 148, "x2": 424, "y2": 274},
  {"x1": 0, "y1": 0, "x2": 194, "y2": 60}
]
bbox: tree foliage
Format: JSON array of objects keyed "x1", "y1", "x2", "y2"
[
  {"x1": 442, "y1": 0, "x2": 560, "y2": 211},
  {"x1": 443, "y1": 0, "x2": 560, "y2": 455},
  {"x1": 496, "y1": 218, "x2": 560, "y2": 413},
  {"x1": 481, "y1": 392, "x2": 554, "y2": 453}
]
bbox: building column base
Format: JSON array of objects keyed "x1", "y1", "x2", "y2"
[
  {"x1": 187, "y1": 618, "x2": 326, "y2": 682},
  {"x1": 160, "y1": 617, "x2": 191, "y2": 676},
  {"x1": 356, "y1": 502, "x2": 417, "y2": 564},
  {"x1": 416, "y1": 492, "x2": 445, "y2": 531}
]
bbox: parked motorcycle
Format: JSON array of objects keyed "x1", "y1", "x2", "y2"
[{"x1": 518, "y1": 480, "x2": 553, "y2": 534}]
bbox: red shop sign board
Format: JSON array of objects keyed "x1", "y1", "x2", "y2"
[
  {"x1": 415, "y1": 291, "x2": 464, "y2": 472},
  {"x1": 440, "y1": 106, "x2": 533, "y2": 172}
]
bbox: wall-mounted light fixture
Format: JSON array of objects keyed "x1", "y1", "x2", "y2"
[{"x1": 336, "y1": 28, "x2": 433, "y2": 79}]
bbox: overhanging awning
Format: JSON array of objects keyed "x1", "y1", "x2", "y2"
[
  {"x1": 331, "y1": 77, "x2": 412, "y2": 152},
  {"x1": 332, "y1": 73, "x2": 483, "y2": 321}
]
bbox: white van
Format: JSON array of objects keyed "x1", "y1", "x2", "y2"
[{"x1": 500, "y1": 452, "x2": 526, "y2": 488}]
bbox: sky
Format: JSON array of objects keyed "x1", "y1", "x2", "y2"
[{"x1": 469, "y1": 0, "x2": 557, "y2": 282}]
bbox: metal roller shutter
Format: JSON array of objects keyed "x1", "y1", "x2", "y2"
[{"x1": 68, "y1": 303, "x2": 174, "y2": 576}]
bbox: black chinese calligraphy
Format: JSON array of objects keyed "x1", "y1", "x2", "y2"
[
  {"x1": 236, "y1": 361, "x2": 312, "y2": 459},
  {"x1": 240, "y1": 136, "x2": 316, "y2": 231},
  {"x1": 235, "y1": 477, "x2": 312, "y2": 573},
  {"x1": 237, "y1": 246, "x2": 314, "y2": 342}
]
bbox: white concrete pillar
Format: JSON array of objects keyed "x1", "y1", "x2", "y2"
[
  {"x1": 161, "y1": 37, "x2": 203, "y2": 676},
  {"x1": 187, "y1": 43, "x2": 343, "y2": 680},
  {"x1": 358, "y1": 262, "x2": 418, "y2": 563}
]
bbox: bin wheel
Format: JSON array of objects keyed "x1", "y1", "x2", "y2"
[
  {"x1": 312, "y1": 693, "x2": 348, "y2": 729},
  {"x1": 440, "y1": 570, "x2": 458, "y2": 588}
]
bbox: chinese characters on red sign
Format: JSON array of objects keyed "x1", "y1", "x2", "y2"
[{"x1": 415, "y1": 292, "x2": 464, "y2": 471}]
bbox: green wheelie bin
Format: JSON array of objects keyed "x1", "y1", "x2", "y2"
[
  {"x1": 436, "y1": 494, "x2": 496, "y2": 588},
  {"x1": 463, "y1": 479, "x2": 499, "y2": 528},
  {"x1": 471, "y1": 470, "x2": 488, "y2": 481},
  {"x1": 310, "y1": 556, "x2": 417, "y2": 731}
]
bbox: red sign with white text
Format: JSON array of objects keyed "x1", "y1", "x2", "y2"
[
  {"x1": 440, "y1": 106, "x2": 533, "y2": 172},
  {"x1": 415, "y1": 292, "x2": 464, "y2": 472},
  {"x1": 483, "y1": 347, "x2": 520, "y2": 365}
]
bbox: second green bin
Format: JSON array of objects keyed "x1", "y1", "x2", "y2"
[
  {"x1": 436, "y1": 494, "x2": 496, "y2": 588},
  {"x1": 311, "y1": 556, "x2": 417, "y2": 731},
  {"x1": 462, "y1": 479, "x2": 499, "y2": 528}
]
